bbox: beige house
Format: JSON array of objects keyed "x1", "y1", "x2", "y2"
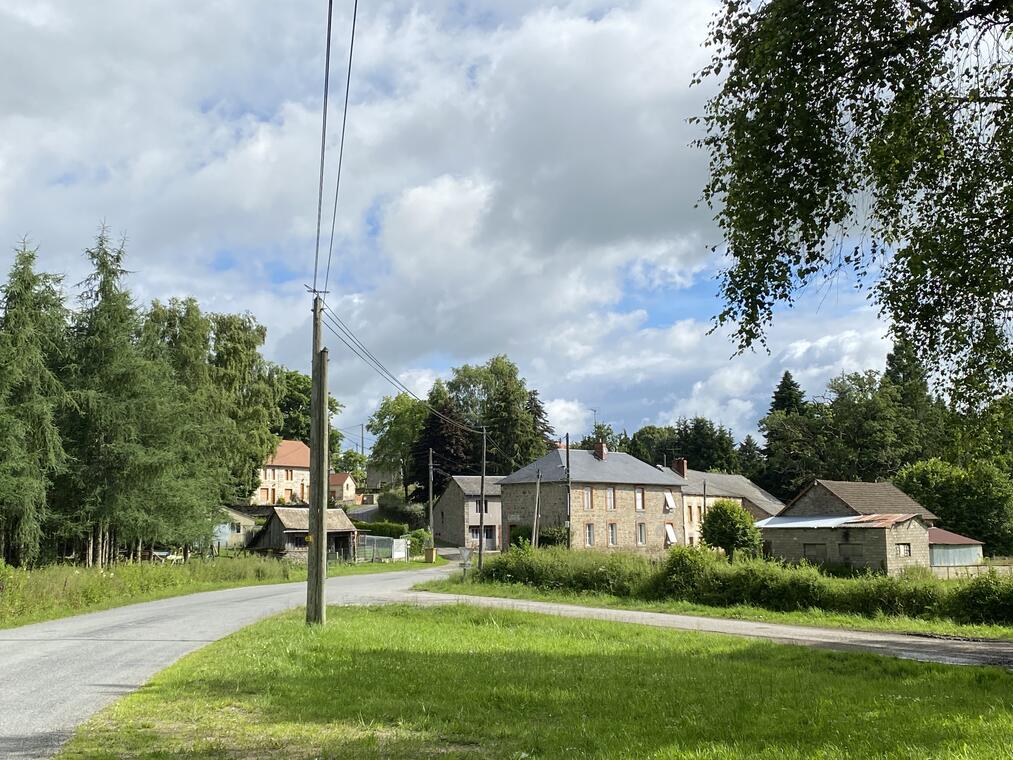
[
  {"x1": 500, "y1": 444, "x2": 687, "y2": 554},
  {"x1": 213, "y1": 506, "x2": 258, "y2": 549},
  {"x1": 757, "y1": 480, "x2": 939, "y2": 574},
  {"x1": 433, "y1": 476, "x2": 505, "y2": 551},
  {"x1": 254, "y1": 440, "x2": 311, "y2": 505},
  {"x1": 328, "y1": 472, "x2": 357, "y2": 503}
]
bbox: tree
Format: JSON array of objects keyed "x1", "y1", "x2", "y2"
[
  {"x1": 333, "y1": 448, "x2": 367, "y2": 485},
  {"x1": 699, "y1": 1, "x2": 1013, "y2": 399},
  {"x1": 736, "y1": 435, "x2": 765, "y2": 481},
  {"x1": 769, "y1": 372, "x2": 805, "y2": 416},
  {"x1": 485, "y1": 370, "x2": 547, "y2": 474},
  {"x1": 0, "y1": 243, "x2": 67, "y2": 565},
  {"x1": 628, "y1": 425, "x2": 676, "y2": 465},
  {"x1": 406, "y1": 381, "x2": 473, "y2": 504},
  {"x1": 577, "y1": 423, "x2": 630, "y2": 453},
  {"x1": 701, "y1": 499, "x2": 762, "y2": 560},
  {"x1": 672, "y1": 417, "x2": 739, "y2": 472},
  {"x1": 526, "y1": 389, "x2": 556, "y2": 450},
  {"x1": 274, "y1": 368, "x2": 342, "y2": 446},
  {"x1": 895, "y1": 458, "x2": 1013, "y2": 557},
  {"x1": 367, "y1": 393, "x2": 426, "y2": 499}
]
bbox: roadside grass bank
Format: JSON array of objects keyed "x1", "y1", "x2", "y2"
[
  {"x1": 0, "y1": 556, "x2": 444, "y2": 630},
  {"x1": 59, "y1": 605, "x2": 1013, "y2": 759},
  {"x1": 416, "y1": 575, "x2": 1013, "y2": 640}
]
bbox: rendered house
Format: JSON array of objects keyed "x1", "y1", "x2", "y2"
[
  {"x1": 328, "y1": 472, "x2": 357, "y2": 503},
  {"x1": 500, "y1": 443, "x2": 687, "y2": 553},
  {"x1": 254, "y1": 440, "x2": 311, "y2": 505},
  {"x1": 212, "y1": 506, "x2": 258, "y2": 549},
  {"x1": 433, "y1": 475, "x2": 505, "y2": 551}
]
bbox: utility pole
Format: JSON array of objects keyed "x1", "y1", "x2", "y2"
[
  {"x1": 307, "y1": 295, "x2": 329, "y2": 625},
  {"x1": 428, "y1": 447, "x2": 434, "y2": 542},
  {"x1": 531, "y1": 468, "x2": 541, "y2": 547},
  {"x1": 360, "y1": 423, "x2": 365, "y2": 456},
  {"x1": 478, "y1": 426, "x2": 487, "y2": 570},
  {"x1": 565, "y1": 433, "x2": 572, "y2": 550}
]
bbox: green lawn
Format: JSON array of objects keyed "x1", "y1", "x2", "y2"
[
  {"x1": 415, "y1": 575, "x2": 1013, "y2": 641},
  {"x1": 0, "y1": 557, "x2": 444, "y2": 630},
  {"x1": 60, "y1": 604, "x2": 1013, "y2": 759}
]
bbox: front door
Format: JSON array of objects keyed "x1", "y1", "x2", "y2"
[{"x1": 484, "y1": 526, "x2": 497, "y2": 551}]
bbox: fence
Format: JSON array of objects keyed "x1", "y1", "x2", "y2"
[
  {"x1": 931, "y1": 563, "x2": 1013, "y2": 580},
  {"x1": 357, "y1": 534, "x2": 409, "y2": 563}
]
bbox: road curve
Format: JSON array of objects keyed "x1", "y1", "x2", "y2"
[{"x1": 0, "y1": 566, "x2": 451, "y2": 760}]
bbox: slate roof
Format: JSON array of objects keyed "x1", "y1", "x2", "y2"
[
  {"x1": 803, "y1": 480, "x2": 939, "y2": 521},
  {"x1": 500, "y1": 449, "x2": 688, "y2": 487},
  {"x1": 928, "y1": 527, "x2": 983, "y2": 546},
  {"x1": 452, "y1": 475, "x2": 505, "y2": 497},
  {"x1": 266, "y1": 440, "x2": 311, "y2": 469},
  {"x1": 757, "y1": 513, "x2": 922, "y2": 530},
  {"x1": 682, "y1": 470, "x2": 784, "y2": 516},
  {"x1": 272, "y1": 506, "x2": 355, "y2": 532}
]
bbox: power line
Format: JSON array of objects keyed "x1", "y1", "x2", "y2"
[
  {"x1": 322, "y1": 0, "x2": 360, "y2": 297},
  {"x1": 311, "y1": 0, "x2": 335, "y2": 292}
]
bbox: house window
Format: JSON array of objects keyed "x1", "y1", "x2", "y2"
[
  {"x1": 803, "y1": 543, "x2": 827, "y2": 563},
  {"x1": 686, "y1": 504, "x2": 693, "y2": 524},
  {"x1": 663, "y1": 490, "x2": 675, "y2": 512},
  {"x1": 285, "y1": 469, "x2": 294, "y2": 480},
  {"x1": 583, "y1": 486, "x2": 593, "y2": 510},
  {"x1": 688, "y1": 536, "x2": 696, "y2": 546},
  {"x1": 470, "y1": 526, "x2": 481, "y2": 542},
  {"x1": 284, "y1": 488, "x2": 293, "y2": 501},
  {"x1": 231, "y1": 522, "x2": 242, "y2": 533},
  {"x1": 635, "y1": 488, "x2": 645, "y2": 511},
  {"x1": 608, "y1": 523, "x2": 618, "y2": 546},
  {"x1": 896, "y1": 543, "x2": 912, "y2": 557},
  {"x1": 696, "y1": 505, "x2": 702, "y2": 523},
  {"x1": 585, "y1": 523, "x2": 595, "y2": 547},
  {"x1": 637, "y1": 522, "x2": 646, "y2": 546},
  {"x1": 606, "y1": 487, "x2": 616, "y2": 511},
  {"x1": 259, "y1": 488, "x2": 269, "y2": 503}
]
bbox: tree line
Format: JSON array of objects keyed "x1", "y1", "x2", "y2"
[{"x1": 0, "y1": 233, "x2": 334, "y2": 567}]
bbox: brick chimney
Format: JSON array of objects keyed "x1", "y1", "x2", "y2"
[
  {"x1": 594, "y1": 441, "x2": 608, "y2": 461},
  {"x1": 671, "y1": 457, "x2": 688, "y2": 478}
]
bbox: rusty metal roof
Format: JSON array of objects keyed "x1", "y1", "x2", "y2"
[{"x1": 757, "y1": 513, "x2": 921, "y2": 530}]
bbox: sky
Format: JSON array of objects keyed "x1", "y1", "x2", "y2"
[{"x1": 0, "y1": 0, "x2": 893, "y2": 452}]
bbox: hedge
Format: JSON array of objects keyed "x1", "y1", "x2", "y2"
[
  {"x1": 476, "y1": 545, "x2": 1013, "y2": 625},
  {"x1": 351, "y1": 520, "x2": 409, "y2": 539}
]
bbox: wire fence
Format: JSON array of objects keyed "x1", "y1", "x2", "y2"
[{"x1": 357, "y1": 534, "x2": 409, "y2": 563}]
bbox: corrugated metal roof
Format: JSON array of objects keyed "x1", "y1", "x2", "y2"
[
  {"x1": 500, "y1": 449, "x2": 688, "y2": 487},
  {"x1": 757, "y1": 513, "x2": 920, "y2": 530},
  {"x1": 272, "y1": 506, "x2": 355, "y2": 532},
  {"x1": 452, "y1": 475, "x2": 505, "y2": 497},
  {"x1": 928, "y1": 527, "x2": 984, "y2": 546}
]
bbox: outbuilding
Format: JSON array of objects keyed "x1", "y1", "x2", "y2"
[
  {"x1": 248, "y1": 506, "x2": 357, "y2": 562},
  {"x1": 928, "y1": 527, "x2": 984, "y2": 567}
]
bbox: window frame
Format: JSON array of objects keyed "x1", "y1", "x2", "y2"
[
  {"x1": 896, "y1": 543, "x2": 912, "y2": 557},
  {"x1": 608, "y1": 522, "x2": 618, "y2": 546},
  {"x1": 635, "y1": 487, "x2": 645, "y2": 511},
  {"x1": 583, "y1": 486, "x2": 593, "y2": 511},
  {"x1": 585, "y1": 523, "x2": 595, "y2": 547},
  {"x1": 606, "y1": 487, "x2": 616, "y2": 511},
  {"x1": 636, "y1": 522, "x2": 646, "y2": 546}
]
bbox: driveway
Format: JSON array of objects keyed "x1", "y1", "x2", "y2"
[{"x1": 4, "y1": 569, "x2": 1013, "y2": 759}]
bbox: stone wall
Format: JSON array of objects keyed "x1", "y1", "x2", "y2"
[
  {"x1": 884, "y1": 519, "x2": 930, "y2": 573},
  {"x1": 434, "y1": 483, "x2": 502, "y2": 549},
  {"x1": 781, "y1": 483, "x2": 853, "y2": 517}
]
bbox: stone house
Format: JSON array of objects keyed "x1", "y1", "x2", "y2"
[
  {"x1": 433, "y1": 475, "x2": 505, "y2": 551},
  {"x1": 781, "y1": 479, "x2": 938, "y2": 524},
  {"x1": 248, "y1": 506, "x2": 357, "y2": 561},
  {"x1": 254, "y1": 440, "x2": 312, "y2": 505},
  {"x1": 756, "y1": 512, "x2": 931, "y2": 574},
  {"x1": 499, "y1": 444, "x2": 686, "y2": 554},
  {"x1": 328, "y1": 472, "x2": 357, "y2": 503}
]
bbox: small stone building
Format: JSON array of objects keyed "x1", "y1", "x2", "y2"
[
  {"x1": 433, "y1": 475, "x2": 505, "y2": 551},
  {"x1": 253, "y1": 440, "x2": 312, "y2": 505},
  {"x1": 500, "y1": 444, "x2": 686, "y2": 554},
  {"x1": 328, "y1": 472, "x2": 357, "y2": 503},
  {"x1": 781, "y1": 479, "x2": 938, "y2": 524},
  {"x1": 248, "y1": 506, "x2": 357, "y2": 562},
  {"x1": 756, "y1": 512, "x2": 930, "y2": 574}
]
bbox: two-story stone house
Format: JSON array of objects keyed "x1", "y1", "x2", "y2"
[
  {"x1": 433, "y1": 475, "x2": 505, "y2": 551},
  {"x1": 254, "y1": 440, "x2": 312, "y2": 505},
  {"x1": 499, "y1": 443, "x2": 687, "y2": 553}
]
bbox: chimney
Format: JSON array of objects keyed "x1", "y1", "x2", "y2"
[
  {"x1": 671, "y1": 457, "x2": 688, "y2": 478},
  {"x1": 594, "y1": 441, "x2": 608, "y2": 461}
]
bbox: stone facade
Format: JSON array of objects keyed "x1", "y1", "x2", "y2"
[
  {"x1": 254, "y1": 465, "x2": 311, "y2": 505},
  {"x1": 501, "y1": 481, "x2": 683, "y2": 555},
  {"x1": 434, "y1": 481, "x2": 502, "y2": 550},
  {"x1": 781, "y1": 483, "x2": 855, "y2": 517},
  {"x1": 761, "y1": 517, "x2": 930, "y2": 575}
]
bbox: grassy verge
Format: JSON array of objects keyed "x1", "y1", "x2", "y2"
[
  {"x1": 416, "y1": 575, "x2": 1013, "y2": 640},
  {"x1": 60, "y1": 604, "x2": 1013, "y2": 759},
  {"x1": 0, "y1": 557, "x2": 445, "y2": 630}
]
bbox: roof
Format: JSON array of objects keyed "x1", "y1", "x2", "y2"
[
  {"x1": 500, "y1": 449, "x2": 688, "y2": 487},
  {"x1": 452, "y1": 475, "x2": 504, "y2": 497},
  {"x1": 267, "y1": 440, "x2": 311, "y2": 469},
  {"x1": 329, "y1": 472, "x2": 353, "y2": 487},
  {"x1": 682, "y1": 470, "x2": 784, "y2": 515},
  {"x1": 757, "y1": 513, "x2": 922, "y2": 530},
  {"x1": 219, "y1": 506, "x2": 256, "y2": 524},
  {"x1": 271, "y1": 506, "x2": 355, "y2": 532},
  {"x1": 928, "y1": 527, "x2": 983, "y2": 546},
  {"x1": 787, "y1": 480, "x2": 938, "y2": 521}
]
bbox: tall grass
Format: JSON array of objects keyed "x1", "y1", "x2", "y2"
[
  {"x1": 0, "y1": 556, "x2": 300, "y2": 627},
  {"x1": 477, "y1": 545, "x2": 1013, "y2": 625}
]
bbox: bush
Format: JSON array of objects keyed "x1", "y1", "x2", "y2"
[
  {"x1": 660, "y1": 546, "x2": 722, "y2": 600},
  {"x1": 408, "y1": 529, "x2": 432, "y2": 556},
  {"x1": 352, "y1": 520, "x2": 409, "y2": 539},
  {"x1": 509, "y1": 525, "x2": 568, "y2": 549},
  {"x1": 700, "y1": 499, "x2": 762, "y2": 560},
  {"x1": 946, "y1": 571, "x2": 1013, "y2": 623},
  {"x1": 377, "y1": 491, "x2": 427, "y2": 529}
]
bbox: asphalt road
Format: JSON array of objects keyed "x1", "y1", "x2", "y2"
[
  {"x1": 4, "y1": 566, "x2": 1013, "y2": 759},
  {"x1": 0, "y1": 567, "x2": 451, "y2": 760}
]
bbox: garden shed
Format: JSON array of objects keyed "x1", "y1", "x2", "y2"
[
  {"x1": 928, "y1": 527, "x2": 984, "y2": 567},
  {"x1": 249, "y1": 506, "x2": 357, "y2": 562}
]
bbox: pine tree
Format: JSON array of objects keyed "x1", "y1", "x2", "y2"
[
  {"x1": 736, "y1": 435, "x2": 764, "y2": 480},
  {"x1": 769, "y1": 371, "x2": 806, "y2": 415},
  {"x1": 526, "y1": 389, "x2": 555, "y2": 451},
  {"x1": 0, "y1": 243, "x2": 67, "y2": 565},
  {"x1": 407, "y1": 381, "x2": 472, "y2": 503}
]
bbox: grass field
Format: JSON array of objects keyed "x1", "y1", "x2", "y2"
[
  {"x1": 59, "y1": 604, "x2": 1013, "y2": 759},
  {"x1": 416, "y1": 575, "x2": 1013, "y2": 640},
  {"x1": 0, "y1": 557, "x2": 444, "y2": 630}
]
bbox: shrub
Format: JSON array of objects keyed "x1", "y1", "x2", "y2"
[
  {"x1": 377, "y1": 492, "x2": 427, "y2": 529},
  {"x1": 408, "y1": 529, "x2": 432, "y2": 556},
  {"x1": 946, "y1": 571, "x2": 1013, "y2": 623},
  {"x1": 352, "y1": 520, "x2": 409, "y2": 539},
  {"x1": 700, "y1": 499, "x2": 762, "y2": 560},
  {"x1": 538, "y1": 525, "x2": 570, "y2": 547},
  {"x1": 660, "y1": 545, "x2": 722, "y2": 600}
]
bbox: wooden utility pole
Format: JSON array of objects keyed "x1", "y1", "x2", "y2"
[
  {"x1": 478, "y1": 426, "x2": 487, "y2": 570},
  {"x1": 531, "y1": 468, "x2": 541, "y2": 547},
  {"x1": 360, "y1": 423, "x2": 365, "y2": 455},
  {"x1": 565, "y1": 433, "x2": 572, "y2": 550},
  {"x1": 307, "y1": 295, "x2": 329, "y2": 625},
  {"x1": 428, "y1": 447, "x2": 434, "y2": 540}
]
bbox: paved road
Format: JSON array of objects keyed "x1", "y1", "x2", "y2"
[
  {"x1": 4, "y1": 570, "x2": 1013, "y2": 759},
  {"x1": 0, "y1": 567, "x2": 450, "y2": 760}
]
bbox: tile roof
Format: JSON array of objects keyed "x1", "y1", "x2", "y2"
[
  {"x1": 790, "y1": 480, "x2": 938, "y2": 521},
  {"x1": 266, "y1": 440, "x2": 311, "y2": 469},
  {"x1": 500, "y1": 449, "x2": 688, "y2": 487},
  {"x1": 452, "y1": 475, "x2": 505, "y2": 497},
  {"x1": 928, "y1": 527, "x2": 984, "y2": 546},
  {"x1": 329, "y1": 472, "x2": 353, "y2": 486},
  {"x1": 757, "y1": 513, "x2": 922, "y2": 530},
  {"x1": 683, "y1": 470, "x2": 785, "y2": 515},
  {"x1": 272, "y1": 506, "x2": 355, "y2": 532}
]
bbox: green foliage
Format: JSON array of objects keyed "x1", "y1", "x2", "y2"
[
  {"x1": 351, "y1": 520, "x2": 409, "y2": 539},
  {"x1": 367, "y1": 393, "x2": 426, "y2": 499},
  {"x1": 626, "y1": 417, "x2": 738, "y2": 471},
  {"x1": 407, "y1": 529, "x2": 432, "y2": 556},
  {"x1": 477, "y1": 546, "x2": 659, "y2": 597},
  {"x1": 895, "y1": 458, "x2": 1013, "y2": 556},
  {"x1": 377, "y1": 491, "x2": 427, "y2": 529},
  {"x1": 406, "y1": 380, "x2": 472, "y2": 504},
  {"x1": 700, "y1": 499, "x2": 761, "y2": 560},
  {"x1": 699, "y1": 0, "x2": 1013, "y2": 400},
  {"x1": 769, "y1": 371, "x2": 805, "y2": 416},
  {"x1": 576, "y1": 423, "x2": 630, "y2": 453},
  {"x1": 274, "y1": 368, "x2": 342, "y2": 446},
  {"x1": 508, "y1": 524, "x2": 569, "y2": 549},
  {"x1": 332, "y1": 448, "x2": 367, "y2": 485}
]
